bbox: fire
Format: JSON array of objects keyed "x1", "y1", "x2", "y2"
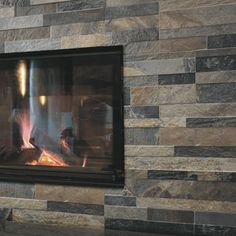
[
  {"x1": 82, "y1": 155, "x2": 87, "y2": 168},
  {"x1": 17, "y1": 61, "x2": 27, "y2": 97}
]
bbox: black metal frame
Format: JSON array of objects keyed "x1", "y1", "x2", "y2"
[{"x1": 0, "y1": 46, "x2": 124, "y2": 187}]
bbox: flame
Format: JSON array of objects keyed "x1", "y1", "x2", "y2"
[
  {"x1": 82, "y1": 155, "x2": 87, "y2": 168},
  {"x1": 17, "y1": 61, "x2": 27, "y2": 97},
  {"x1": 39, "y1": 96, "x2": 47, "y2": 106}
]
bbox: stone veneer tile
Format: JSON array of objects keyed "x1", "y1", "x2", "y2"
[
  {"x1": 196, "y1": 48, "x2": 236, "y2": 58},
  {"x1": 124, "y1": 106, "x2": 159, "y2": 119},
  {"x1": 105, "y1": 3, "x2": 159, "y2": 20},
  {"x1": 124, "y1": 119, "x2": 161, "y2": 128},
  {"x1": 104, "y1": 196, "x2": 136, "y2": 207},
  {"x1": 159, "y1": 4, "x2": 236, "y2": 30},
  {"x1": 195, "y1": 224, "x2": 236, "y2": 236},
  {"x1": 175, "y1": 146, "x2": 236, "y2": 157},
  {"x1": 130, "y1": 86, "x2": 159, "y2": 105},
  {"x1": 208, "y1": 34, "x2": 236, "y2": 49},
  {"x1": 0, "y1": 182, "x2": 35, "y2": 199},
  {"x1": 43, "y1": 8, "x2": 104, "y2": 26},
  {"x1": 47, "y1": 201, "x2": 104, "y2": 216},
  {"x1": 126, "y1": 156, "x2": 236, "y2": 172},
  {"x1": 112, "y1": 28, "x2": 159, "y2": 45},
  {"x1": 105, "y1": 218, "x2": 193, "y2": 235},
  {"x1": 12, "y1": 209, "x2": 104, "y2": 228},
  {"x1": 147, "y1": 208, "x2": 194, "y2": 224},
  {"x1": 125, "y1": 127, "x2": 159, "y2": 145},
  {"x1": 0, "y1": 15, "x2": 43, "y2": 30},
  {"x1": 124, "y1": 87, "x2": 130, "y2": 105},
  {"x1": 159, "y1": 103, "x2": 236, "y2": 117},
  {"x1": 106, "y1": 0, "x2": 159, "y2": 7},
  {"x1": 0, "y1": 197, "x2": 46, "y2": 210},
  {"x1": 30, "y1": 0, "x2": 69, "y2": 5},
  {"x1": 105, "y1": 206, "x2": 147, "y2": 220},
  {"x1": 159, "y1": 127, "x2": 236, "y2": 146},
  {"x1": 158, "y1": 73, "x2": 195, "y2": 85},
  {"x1": 195, "y1": 211, "x2": 236, "y2": 227},
  {"x1": 57, "y1": 0, "x2": 105, "y2": 13},
  {"x1": 16, "y1": 4, "x2": 56, "y2": 16},
  {"x1": 159, "y1": 37, "x2": 206, "y2": 53},
  {"x1": 159, "y1": 84, "x2": 197, "y2": 104},
  {"x1": 186, "y1": 117, "x2": 236, "y2": 128},
  {"x1": 137, "y1": 197, "x2": 236, "y2": 213},
  {"x1": 126, "y1": 179, "x2": 236, "y2": 201},
  {"x1": 196, "y1": 55, "x2": 236, "y2": 72},
  {"x1": 4, "y1": 38, "x2": 61, "y2": 53},
  {"x1": 160, "y1": 23, "x2": 236, "y2": 39},
  {"x1": 35, "y1": 185, "x2": 105, "y2": 204},
  {"x1": 197, "y1": 83, "x2": 236, "y2": 103},
  {"x1": 125, "y1": 145, "x2": 174, "y2": 157},
  {"x1": 0, "y1": 7, "x2": 14, "y2": 18},
  {"x1": 196, "y1": 71, "x2": 236, "y2": 84},
  {"x1": 0, "y1": 27, "x2": 50, "y2": 41}
]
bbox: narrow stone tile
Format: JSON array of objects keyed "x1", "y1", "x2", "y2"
[
  {"x1": 16, "y1": 4, "x2": 56, "y2": 16},
  {"x1": 159, "y1": 128, "x2": 236, "y2": 146},
  {"x1": 186, "y1": 117, "x2": 236, "y2": 128},
  {"x1": 125, "y1": 127, "x2": 159, "y2": 145},
  {"x1": 104, "y1": 196, "x2": 136, "y2": 207},
  {"x1": 105, "y1": 218, "x2": 193, "y2": 235},
  {"x1": 159, "y1": 84, "x2": 197, "y2": 104},
  {"x1": 0, "y1": 27, "x2": 50, "y2": 41},
  {"x1": 0, "y1": 182, "x2": 35, "y2": 199},
  {"x1": 57, "y1": 0, "x2": 105, "y2": 13},
  {"x1": 196, "y1": 47, "x2": 236, "y2": 57},
  {"x1": 195, "y1": 211, "x2": 236, "y2": 227},
  {"x1": 124, "y1": 106, "x2": 159, "y2": 119},
  {"x1": 147, "y1": 208, "x2": 194, "y2": 224},
  {"x1": 159, "y1": 4, "x2": 236, "y2": 30},
  {"x1": 47, "y1": 201, "x2": 104, "y2": 216},
  {"x1": 196, "y1": 70, "x2": 236, "y2": 84},
  {"x1": 160, "y1": 23, "x2": 236, "y2": 39},
  {"x1": 158, "y1": 73, "x2": 195, "y2": 85},
  {"x1": 30, "y1": 0, "x2": 68, "y2": 4},
  {"x1": 0, "y1": 15, "x2": 43, "y2": 30},
  {"x1": 12, "y1": 209, "x2": 104, "y2": 228},
  {"x1": 125, "y1": 145, "x2": 174, "y2": 157},
  {"x1": 124, "y1": 75, "x2": 158, "y2": 87},
  {"x1": 197, "y1": 83, "x2": 236, "y2": 103},
  {"x1": 175, "y1": 146, "x2": 236, "y2": 157},
  {"x1": 195, "y1": 224, "x2": 236, "y2": 236},
  {"x1": 124, "y1": 87, "x2": 130, "y2": 105},
  {"x1": 124, "y1": 119, "x2": 161, "y2": 128},
  {"x1": 105, "y1": 3, "x2": 159, "y2": 20},
  {"x1": 208, "y1": 34, "x2": 236, "y2": 49},
  {"x1": 159, "y1": 37, "x2": 206, "y2": 53},
  {"x1": 43, "y1": 8, "x2": 104, "y2": 26},
  {"x1": 105, "y1": 206, "x2": 147, "y2": 220},
  {"x1": 196, "y1": 55, "x2": 236, "y2": 72},
  {"x1": 112, "y1": 28, "x2": 159, "y2": 45},
  {"x1": 106, "y1": 0, "x2": 159, "y2": 7},
  {"x1": 160, "y1": 103, "x2": 236, "y2": 117},
  {"x1": 0, "y1": 0, "x2": 30, "y2": 7},
  {"x1": 0, "y1": 7, "x2": 14, "y2": 18}
]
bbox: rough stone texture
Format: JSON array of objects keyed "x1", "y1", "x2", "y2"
[
  {"x1": 16, "y1": 4, "x2": 56, "y2": 16},
  {"x1": 0, "y1": 6, "x2": 14, "y2": 18}
]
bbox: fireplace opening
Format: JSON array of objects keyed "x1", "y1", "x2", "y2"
[{"x1": 0, "y1": 46, "x2": 124, "y2": 186}]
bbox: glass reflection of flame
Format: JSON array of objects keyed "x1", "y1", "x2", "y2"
[
  {"x1": 39, "y1": 96, "x2": 46, "y2": 106},
  {"x1": 17, "y1": 61, "x2": 27, "y2": 97}
]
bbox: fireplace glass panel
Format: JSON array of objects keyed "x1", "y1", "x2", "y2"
[{"x1": 0, "y1": 48, "x2": 122, "y2": 176}]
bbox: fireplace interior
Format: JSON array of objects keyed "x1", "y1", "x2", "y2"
[{"x1": 0, "y1": 46, "x2": 124, "y2": 186}]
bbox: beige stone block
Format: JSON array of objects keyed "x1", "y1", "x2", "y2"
[
  {"x1": 137, "y1": 197, "x2": 236, "y2": 213},
  {"x1": 159, "y1": 84, "x2": 197, "y2": 104},
  {"x1": 159, "y1": 37, "x2": 206, "y2": 53},
  {"x1": 159, "y1": 4, "x2": 236, "y2": 29},
  {"x1": 12, "y1": 209, "x2": 104, "y2": 228},
  {"x1": 0, "y1": 7, "x2": 14, "y2": 18},
  {"x1": 0, "y1": 197, "x2": 47, "y2": 210},
  {"x1": 196, "y1": 71, "x2": 236, "y2": 84},
  {"x1": 159, "y1": 128, "x2": 236, "y2": 146},
  {"x1": 131, "y1": 86, "x2": 159, "y2": 105},
  {"x1": 35, "y1": 185, "x2": 106, "y2": 204},
  {"x1": 159, "y1": 103, "x2": 236, "y2": 117},
  {"x1": 30, "y1": 0, "x2": 69, "y2": 5},
  {"x1": 61, "y1": 33, "x2": 111, "y2": 48},
  {"x1": 124, "y1": 119, "x2": 161, "y2": 128},
  {"x1": 107, "y1": 0, "x2": 159, "y2": 7},
  {"x1": 125, "y1": 145, "x2": 174, "y2": 157}
]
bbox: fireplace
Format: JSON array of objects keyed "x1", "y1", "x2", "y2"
[{"x1": 0, "y1": 46, "x2": 124, "y2": 187}]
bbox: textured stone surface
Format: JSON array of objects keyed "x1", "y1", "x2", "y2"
[
  {"x1": 208, "y1": 34, "x2": 236, "y2": 49},
  {"x1": 12, "y1": 209, "x2": 104, "y2": 228},
  {"x1": 196, "y1": 70, "x2": 236, "y2": 84},
  {"x1": 159, "y1": 128, "x2": 236, "y2": 146},
  {"x1": 124, "y1": 106, "x2": 159, "y2": 119},
  {"x1": 0, "y1": 197, "x2": 46, "y2": 210},
  {"x1": 125, "y1": 118, "x2": 161, "y2": 128},
  {"x1": 105, "y1": 206, "x2": 147, "y2": 220},
  {"x1": 0, "y1": 15, "x2": 43, "y2": 30},
  {"x1": 159, "y1": 84, "x2": 197, "y2": 104},
  {"x1": 30, "y1": 0, "x2": 69, "y2": 5},
  {"x1": 159, "y1": 103, "x2": 236, "y2": 117},
  {"x1": 0, "y1": 182, "x2": 35, "y2": 199},
  {"x1": 195, "y1": 224, "x2": 236, "y2": 236},
  {"x1": 197, "y1": 83, "x2": 236, "y2": 103},
  {"x1": 0, "y1": 6, "x2": 14, "y2": 18},
  {"x1": 158, "y1": 73, "x2": 195, "y2": 85},
  {"x1": 106, "y1": 0, "x2": 159, "y2": 7},
  {"x1": 104, "y1": 196, "x2": 136, "y2": 206},
  {"x1": 35, "y1": 185, "x2": 105, "y2": 204}
]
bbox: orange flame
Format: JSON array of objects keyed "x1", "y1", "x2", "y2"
[{"x1": 82, "y1": 155, "x2": 87, "y2": 168}]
